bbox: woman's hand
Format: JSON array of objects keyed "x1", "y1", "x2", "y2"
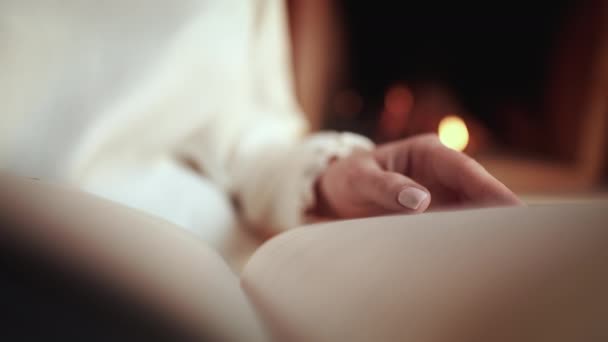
[{"x1": 314, "y1": 134, "x2": 522, "y2": 219}]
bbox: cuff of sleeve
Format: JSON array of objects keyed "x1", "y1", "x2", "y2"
[{"x1": 273, "y1": 132, "x2": 374, "y2": 232}]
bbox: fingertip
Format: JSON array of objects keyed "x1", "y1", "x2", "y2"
[{"x1": 397, "y1": 187, "x2": 431, "y2": 212}]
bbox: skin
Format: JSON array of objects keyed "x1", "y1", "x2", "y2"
[
  {"x1": 0, "y1": 174, "x2": 269, "y2": 341},
  {"x1": 2, "y1": 167, "x2": 606, "y2": 341},
  {"x1": 316, "y1": 134, "x2": 523, "y2": 219},
  {"x1": 242, "y1": 202, "x2": 608, "y2": 342}
]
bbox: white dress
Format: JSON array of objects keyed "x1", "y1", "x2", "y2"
[{"x1": 0, "y1": 0, "x2": 373, "y2": 253}]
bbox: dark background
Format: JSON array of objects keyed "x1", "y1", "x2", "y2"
[{"x1": 329, "y1": 0, "x2": 575, "y2": 141}]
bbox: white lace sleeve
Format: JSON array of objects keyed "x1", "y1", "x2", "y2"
[
  {"x1": 177, "y1": 0, "x2": 375, "y2": 234},
  {"x1": 236, "y1": 132, "x2": 374, "y2": 232}
]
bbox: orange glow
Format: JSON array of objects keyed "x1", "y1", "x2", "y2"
[
  {"x1": 377, "y1": 84, "x2": 413, "y2": 140},
  {"x1": 438, "y1": 115, "x2": 469, "y2": 151},
  {"x1": 385, "y1": 85, "x2": 414, "y2": 116}
]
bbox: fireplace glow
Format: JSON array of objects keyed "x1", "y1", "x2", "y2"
[{"x1": 438, "y1": 115, "x2": 469, "y2": 151}]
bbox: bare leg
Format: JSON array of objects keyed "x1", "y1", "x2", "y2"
[
  {"x1": 243, "y1": 202, "x2": 608, "y2": 341},
  {"x1": 0, "y1": 173, "x2": 268, "y2": 341}
]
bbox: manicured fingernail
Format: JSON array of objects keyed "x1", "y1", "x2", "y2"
[{"x1": 398, "y1": 188, "x2": 428, "y2": 210}]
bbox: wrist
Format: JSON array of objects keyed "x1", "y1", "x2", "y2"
[
  {"x1": 307, "y1": 161, "x2": 337, "y2": 219},
  {"x1": 300, "y1": 132, "x2": 375, "y2": 224}
]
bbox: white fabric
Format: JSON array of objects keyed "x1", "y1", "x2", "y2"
[{"x1": 0, "y1": 0, "x2": 373, "y2": 239}]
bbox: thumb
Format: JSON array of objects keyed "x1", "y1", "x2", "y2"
[{"x1": 359, "y1": 170, "x2": 431, "y2": 214}]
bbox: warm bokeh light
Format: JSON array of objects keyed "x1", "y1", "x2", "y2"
[
  {"x1": 377, "y1": 84, "x2": 413, "y2": 141},
  {"x1": 438, "y1": 115, "x2": 469, "y2": 151},
  {"x1": 385, "y1": 85, "x2": 414, "y2": 116}
]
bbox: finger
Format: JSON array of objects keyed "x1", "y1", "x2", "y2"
[
  {"x1": 431, "y1": 145, "x2": 523, "y2": 206},
  {"x1": 357, "y1": 166, "x2": 431, "y2": 214}
]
